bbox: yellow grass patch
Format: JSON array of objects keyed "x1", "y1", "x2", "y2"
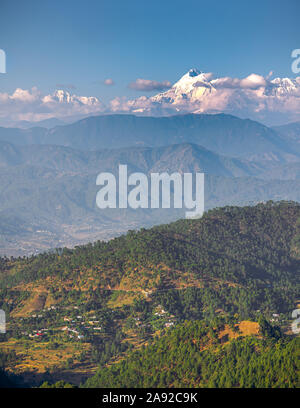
[
  {"x1": 238, "y1": 320, "x2": 259, "y2": 336},
  {"x1": 218, "y1": 321, "x2": 259, "y2": 344},
  {"x1": 12, "y1": 291, "x2": 47, "y2": 317}
]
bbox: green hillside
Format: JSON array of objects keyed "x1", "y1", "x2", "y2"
[
  {"x1": 1, "y1": 201, "x2": 300, "y2": 317},
  {"x1": 84, "y1": 320, "x2": 300, "y2": 388}
]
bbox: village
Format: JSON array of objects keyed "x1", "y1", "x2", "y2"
[{"x1": 7, "y1": 301, "x2": 178, "y2": 346}]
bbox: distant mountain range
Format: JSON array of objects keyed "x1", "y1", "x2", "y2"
[
  {"x1": 0, "y1": 112, "x2": 300, "y2": 256},
  {"x1": 0, "y1": 140, "x2": 267, "y2": 176},
  {"x1": 273, "y1": 121, "x2": 300, "y2": 146},
  {"x1": 0, "y1": 122, "x2": 300, "y2": 256},
  {"x1": 0, "y1": 113, "x2": 299, "y2": 162},
  {"x1": 15, "y1": 118, "x2": 68, "y2": 129}
]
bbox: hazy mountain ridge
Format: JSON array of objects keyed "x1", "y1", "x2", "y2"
[
  {"x1": 0, "y1": 113, "x2": 299, "y2": 162},
  {"x1": 0, "y1": 140, "x2": 267, "y2": 177},
  {"x1": 274, "y1": 121, "x2": 300, "y2": 145},
  {"x1": 1, "y1": 113, "x2": 300, "y2": 255}
]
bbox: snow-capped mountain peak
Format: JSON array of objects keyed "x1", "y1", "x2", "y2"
[
  {"x1": 267, "y1": 77, "x2": 300, "y2": 96},
  {"x1": 187, "y1": 68, "x2": 201, "y2": 77},
  {"x1": 53, "y1": 89, "x2": 72, "y2": 103},
  {"x1": 43, "y1": 90, "x2": 102, "y2": 106},
  {"x1": 151, "y1": 69, "x2": 215, "y2": 105},
  {"x1": 172, "y1": 69, "x2": 213, "y2": 92}
]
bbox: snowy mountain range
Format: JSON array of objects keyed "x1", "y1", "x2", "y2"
[
  {"x1": 46, "y1": 89, "x2": 101, "y2": 107},
  {"x1": 153, "y1": 68, "x2": 300, "y2": 103},
  {"x1": 121, "y1": 69, "x2": 300, "y2": 124},
  {"x1": 0, "y1": 69, "x2": 299, "y2": 127}
]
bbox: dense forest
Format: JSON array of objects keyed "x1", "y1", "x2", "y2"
[{"x1": 83, "y1": 319, "x2": 300, "y2": 388}]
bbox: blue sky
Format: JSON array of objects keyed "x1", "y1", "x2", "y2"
[{"x1": 0, "y1": 0, "x2": 300, "y2": 103}]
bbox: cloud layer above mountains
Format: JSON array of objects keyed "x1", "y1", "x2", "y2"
[
  {"x1": 1, "y1": 70, "x2": 300, "y2": 126},
  {"x1": 0, "y1": 87, "x2": 104, "y2": 125}
]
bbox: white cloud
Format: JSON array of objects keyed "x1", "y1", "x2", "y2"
[
  {"x1": 212, "y1": 74, "x2": 266, "y2": 90},
  {"x1": 11, "y1": 87, "x2": 40, "y2": 102},
  {"x1": 104, "y1": 78, "x2": 114, "y2": 86},
  {"x1": 128, "y1": 78, "x2": 172, "y2": 91}
]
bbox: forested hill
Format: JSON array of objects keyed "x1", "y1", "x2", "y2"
[
  {"x1": 1, "y1": 201, "x2": 300, "y2": 387},
  {"x1": 1, "y1": 201, "x2": 300, "y2": 319},
  {"x1": 83, "y1": 320, "x2": 300, "y2": 388}
]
